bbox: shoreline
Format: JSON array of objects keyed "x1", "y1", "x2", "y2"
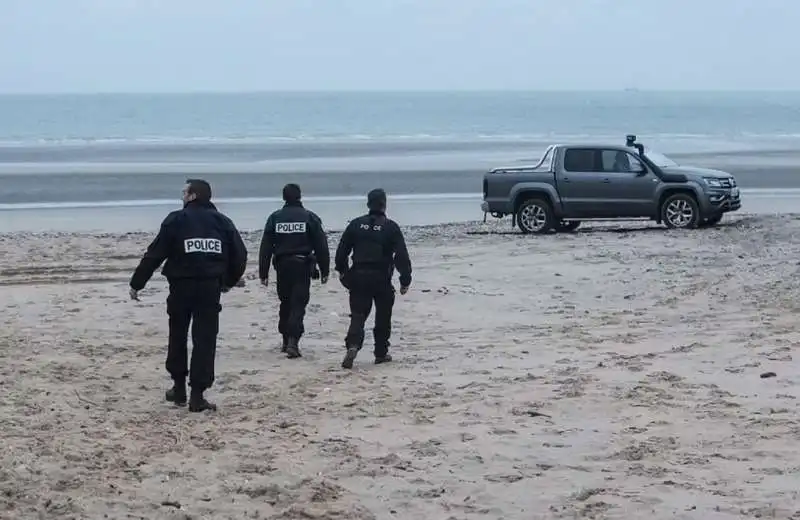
[
  {"x1": 3, "y1": 186, "x2": 800, "y2": 211},
  {"x1": 3, "y1": 191, "x2": 800, "y2": 233}
]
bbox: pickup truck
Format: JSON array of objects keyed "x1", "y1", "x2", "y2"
[{"x1": 481, "y1": 135, "x2": 741, "y2": 234}]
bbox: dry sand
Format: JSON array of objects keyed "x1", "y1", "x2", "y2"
[{"x1": 2, "y1": 214, "x2": 800, "y2": 520}]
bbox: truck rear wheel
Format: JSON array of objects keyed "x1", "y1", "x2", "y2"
[
  {"x1": 661, "y1": 193, "x2": 700, "y2": 229},
  {"x1": 517, "y1": 198, "x2": 554, "y2": 234}
]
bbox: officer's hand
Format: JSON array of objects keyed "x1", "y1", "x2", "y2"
[
  {"x1": 320, "y1": 274, "x2": 329, "y2": 284},
  {"x1": 129, "y1": 288, "x2": 140, "y2": 301},
  {"x1": 260, "y1": 278, "x2": 268, "y2": 287},
  {"x1": 399, "y1": 285, "x2": 409, "y2": 295}
]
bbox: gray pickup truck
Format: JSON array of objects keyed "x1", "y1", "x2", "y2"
[{"x1": 481, "y1": 135, "x2": 741, "y2": 234}]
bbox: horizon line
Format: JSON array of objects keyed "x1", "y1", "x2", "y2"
[{"x1": 3, "y1": 88, "x2": 800, "y2": 96}]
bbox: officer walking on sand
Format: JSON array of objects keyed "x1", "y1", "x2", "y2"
[
  {"x1": 335, "y1": 188, "x2": 412, "y2": 369},
  {"x1": 259, "y1": 183, "x2": 330, "y2": 358},
  {"x1": 129, "y1": 179, "x2": 248, "y2": 412}
]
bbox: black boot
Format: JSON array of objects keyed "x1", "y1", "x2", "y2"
[
  {"x1": 375, "y1": 341, "x2": 392, "y2": 364},
  {"x1": 341, "y1": 345, "x2": 359, "y2": 369},
  {"x1": 165, "y1": 379, "x2": 187, "y2": 406},
  {"x1": 188, "y1": 389, "x2": 217, "y2": 412},
  {"x1": 285, "y1": 337, "x2": 301, "y2": 359},
  {"x1": 281, "y1": 335, "x2": 289, "y2": 353},
  {"x1": 374, "y1": 354, "x2": 393, "y2": 364}
]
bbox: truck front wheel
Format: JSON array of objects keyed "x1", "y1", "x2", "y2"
[
  {"x1": 517, "y1": 198, "x2": 555, "y2": 234},
  {"x1": 661, "y1": 193, "x2": 700, "y2": 229}
]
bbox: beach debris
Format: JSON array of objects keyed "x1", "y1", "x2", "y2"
[
  {"x1": 760, "y1": 371, "x2": 777, "y2": 378},
  {"x1": 485, "y1": 473, "x2": 524, "y2": 483},
  {"x1": 571, "y1": 487, "x2": 605, "y2": 501},
  {"x1": 511, "y1": 406, "x2": 552, "y2": 418},
  {"x1": 73, "y1": 389, "x2": 97, "y2": 408}
]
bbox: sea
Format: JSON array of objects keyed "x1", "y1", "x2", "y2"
[{"x1": 2, "y1": 90, "x2": 800, "y2": 232}]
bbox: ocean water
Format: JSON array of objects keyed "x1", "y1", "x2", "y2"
[{"x1": 2, "y1": 91, "x2": 800, "y2": 214}]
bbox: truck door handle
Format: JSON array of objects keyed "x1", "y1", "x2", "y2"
[
  {"x1": 602, "y1": 178, "x2": 611, "y2": 183},
  {"x1": 562, "y1": 177, "x2": 570, "y2": 182}
]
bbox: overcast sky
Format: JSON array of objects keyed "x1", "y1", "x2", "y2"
[{"x1": 1, "y1": 0, "x2": 797, "y2": 93}]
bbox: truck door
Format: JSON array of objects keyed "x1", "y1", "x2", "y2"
[
  {"x1": 598, "y1": 149, "x2": 660, "y2": 217},
  {"x1": 557, "y1": 147, "x2": 607, "y2": 217}
]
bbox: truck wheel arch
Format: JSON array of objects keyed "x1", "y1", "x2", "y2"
[{"x1": 513, "y1": 189, "x2": 556, "y2": 214}]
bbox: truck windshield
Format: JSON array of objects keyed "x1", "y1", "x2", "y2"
[{"x1": 643, "y1": 148, "x2": 679, "y2": 168}]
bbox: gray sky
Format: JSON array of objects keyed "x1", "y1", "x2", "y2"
[{"x1": 1, "y1": 0, "x2": 797, "y2": 93}]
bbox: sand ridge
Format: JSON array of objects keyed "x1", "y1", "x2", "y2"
[{"x1": 2, "y1": 215, "x2": 800, "y2": 519}]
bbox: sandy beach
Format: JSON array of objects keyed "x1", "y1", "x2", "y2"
[{"x1": 3, "y1": 214, "x2": 800, "y2": 519}]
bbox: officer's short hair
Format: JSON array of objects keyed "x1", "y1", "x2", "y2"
[
  {"x1": 367, "y1": 188, "x2": 387, "y2": 210},
  {"x1": 186, "y1": 179, "x2": 212, "y2": 202},
  {"x1": 283, "y1": 183, "x2": 302, "y2": 203}
]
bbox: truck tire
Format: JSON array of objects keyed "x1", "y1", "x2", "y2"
[
  {"x1": 661, "y1": 193, "x2": 700, "y2": 229},
  {"x1": 556, "y1": 220, "x2": 581, "y2": 232},
  {"x1": 517, "y1": 197, "x2": 555, "y2": 234}
]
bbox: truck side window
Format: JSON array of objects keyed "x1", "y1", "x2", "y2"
[
  {"x1": 600, "y1": 150, "x2": 644, "y2": 173},
  {"x1": 563, "y1": 148, "x2": 597, "y2": 172}
]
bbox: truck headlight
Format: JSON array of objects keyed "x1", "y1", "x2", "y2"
[{"x1": 703, "y1": 177, "x2": 723, "y2": 188}]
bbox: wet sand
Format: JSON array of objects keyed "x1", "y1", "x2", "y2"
[
  {"x1": 2, "y1": 215, "x2": 800, "y2": 519},
  {"x1": 3, "y1": 189, "x2": 800, "y2": 234}
]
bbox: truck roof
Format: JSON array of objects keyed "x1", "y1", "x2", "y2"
[{"x1": 550, "y1": 142, "x2": 633, "y2": 151}]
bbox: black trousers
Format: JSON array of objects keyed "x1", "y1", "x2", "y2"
[
  {"x1": 343, "y1": 269, "x2": 396, "y2": 357},
  {"x1": 165, "y1": 278, "x2": 222, "y2": 391},
  {"x1": 275, "y1": 256, "x2": 312, "y2": 340}
]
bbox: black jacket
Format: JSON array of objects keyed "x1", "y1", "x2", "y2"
[
  {"x1": 129, "y1": 200, "x2": 248, "y2": 291},
  {"x1": 258, "y1": 201, "x2": 330, "y2": 280},
  {"x1": 334, "y1": 210, "x2": 412, "y2": 287}
]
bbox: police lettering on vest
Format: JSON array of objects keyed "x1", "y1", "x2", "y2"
[
  {"x1": 276, "y1": 222, "x2": 307, "y2": 234},
  {"x1": 359, "y1": 224, "x2": 382, "y2": 231},
  {"x1": 184, "y1": 238, "x2": 223, "y2": 254}
]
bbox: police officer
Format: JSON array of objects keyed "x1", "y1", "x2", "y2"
[
  {"x1": 335, "y1": 188, "x2": 412, "y2": 369},
  {"x1": 129, "y1": 179, "x2": 248, "y2": 412},
  {"x1": 259, "y1": 183, "x2": 330, "y2": 359}
]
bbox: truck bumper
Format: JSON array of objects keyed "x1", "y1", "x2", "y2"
[
  {"x1": 481, "y1": 199, "x2": 514, "y2": 217},
  {"x1": 703, "y1": 190, "x2": 741, "y2": 214}
]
